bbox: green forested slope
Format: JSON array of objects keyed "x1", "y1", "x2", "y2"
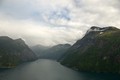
[
  {"x1": 61, "y1": 26, "x2": 120, "y2": 73},
  {"x1": 0, "y1": 36, "x2": 37, "y2": 68}
]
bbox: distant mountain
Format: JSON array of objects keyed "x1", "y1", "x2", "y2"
[
  {"x1": 61, "y1": 26, "x2": 120, "y2": 73},
  {"x1": 31, "y1": 44, "x2": 71, "y2": 60},
  {"x1": 0, "y1": 36, "x2": 37, "y2": 68},
  {"x1": 31, "y1": 45, "x2": 50, "y2": 57}
]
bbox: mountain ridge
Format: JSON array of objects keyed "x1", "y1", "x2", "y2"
[
  {"x1": 0, "y1": 36, "x2": 37, "y2": 68},
  {"x1": 31, "y1": 44, "x2": 71, "y2": 60},
  {"x1": 61, "y1": 26, "x2": 120, "y2": 73}
]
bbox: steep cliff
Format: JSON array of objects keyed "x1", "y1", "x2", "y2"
[
  {"x1": 61, "y1": 26, "x2": 120, "y2": 73},
  {"x1": 0, "y1": 36, "x2": 37, "y2": 68}
]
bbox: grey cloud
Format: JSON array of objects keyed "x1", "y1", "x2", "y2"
[{"x1": 0, "y1": 0, "x2": 120, "y2": 46}]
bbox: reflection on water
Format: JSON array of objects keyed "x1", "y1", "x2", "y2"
[{"x1": 0, "y1": 59, "x2": 120, "y2": 80}]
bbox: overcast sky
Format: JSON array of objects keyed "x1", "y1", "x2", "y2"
[{"x1": 0, "y1": 0, "x2": 120, "y2": 46}]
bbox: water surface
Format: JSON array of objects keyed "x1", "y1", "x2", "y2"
[{"x1": 0, "y1": 59, "x2": 120, "y2": 80}]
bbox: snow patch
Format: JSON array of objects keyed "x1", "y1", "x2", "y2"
[
  {"x1": 100, "y1": 32, "x2": 103, "y2": 34},
  {"x1": 86, "y1": 27, "x2": 106, "y2": 34}
]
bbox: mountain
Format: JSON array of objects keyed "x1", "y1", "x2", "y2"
[
  {"x1": 0, "y1": 36, "x2": 37, "y2": 68},
  {"x1": 61, "y1": 26, "x2": 120, "y2": 73},
  {"x1": 31, "y1": 45, "x2": 50, "y2": 57},
  {"x1": 31, "y1": 44, "x2": 71, "y2": 60}
]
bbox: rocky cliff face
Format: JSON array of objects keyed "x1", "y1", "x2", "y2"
[
  {"x1": 61, "y1": 26, "x2": 120, "y2": 73},
  {"x1": 0, "y1": 36, "x2": 37, "y2": 68}
]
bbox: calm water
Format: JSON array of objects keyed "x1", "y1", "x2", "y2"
[{"x1": 0, "y1": 59, "x2": 120, "y2": 80}]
